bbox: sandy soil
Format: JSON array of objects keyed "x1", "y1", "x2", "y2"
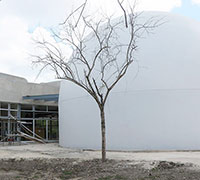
[
  {"x1": 1, "y1": 143, "x2": 200, "y2": 179},
  {"x1": 1, "y1": 143, "x2": 200, "y2": 166}
]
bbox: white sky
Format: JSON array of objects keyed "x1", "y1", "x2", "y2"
[
  {"x1": 0, "y1": 0, "x2": 194, "y2": 83},
  {"x1": 192, "y1": 0, "x2": 200, "y2": 4}
]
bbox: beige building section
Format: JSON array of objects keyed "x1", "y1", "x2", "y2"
[{"x1": 0, "y1": 73, "x2": 59, "y2": 105}]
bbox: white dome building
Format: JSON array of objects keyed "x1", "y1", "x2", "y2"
[{"x1": 59, "y1": 12, "x2": 200, "y2": 150}]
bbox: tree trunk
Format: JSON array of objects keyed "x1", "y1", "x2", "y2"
[{"x1": 100, "y1": 107, "x2": 106, "y2": 162}]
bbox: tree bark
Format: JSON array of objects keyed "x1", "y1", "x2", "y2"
[{"x1": 100, "y1": 107, "x2": 106, "y2": 162}]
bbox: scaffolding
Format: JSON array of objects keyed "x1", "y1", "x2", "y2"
[
  {"x1": 0, "y1": 102, "x2": 59, "y2": 145},
  {"x1": 0, "y1": 115, "x2": 46, "y2": 145}
]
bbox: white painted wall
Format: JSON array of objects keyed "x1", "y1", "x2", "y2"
[{"x1": 59, "y1": 12, "x2": 200, "y2": 150}]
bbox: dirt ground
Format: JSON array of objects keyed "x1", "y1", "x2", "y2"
[
  {"x1": 1, "y1": 143, "x2": 200, "y2": 180},
  {"x1": 0, "y1": 158, "x2": 200, "y2": 180}
]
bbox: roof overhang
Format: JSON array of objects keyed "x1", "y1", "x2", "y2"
[{"x1": 23, "y1": 94, "x2": 59, "y2": 102}]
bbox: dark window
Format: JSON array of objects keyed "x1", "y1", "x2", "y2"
[
  {"x1": 48, "y1": 106, "x2": 58, "y2": 111},
  {"x1": 21, "y1": 111, "x2": 33, "y2": 118},
  {"x1": 35, "y1": 112, "x2": 57, "y2": 119},
  {"x1": 48, "y1": 120, "x2": 59, "y2": 140},
  {"x1": 0, "y1": 110, "x2": 8, "y2": 117},
  {"x1": 21, "y1": 104, "x2": 32, "y2": 111},
  {"x1": 10, "y1": 104, "x2": 17, "y2": 110},
  {"x1": 0, "y1": 102, "x2": 8, "y2": 109},
  {"x1": 35, "y1": 120, "x2": 46, "y2": 139},
  {"x1": 10, "y1": 111, "x2": 17, "y2": 117},
  {"x1": 35, "y1": 105, "x2": 46, "y2": 111}
]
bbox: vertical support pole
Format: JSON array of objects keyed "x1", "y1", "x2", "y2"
[
  {"x1": 8, "y1": 103, "x2": 11, "y2": 135},
  {"x1": 33, "y1": 105, "x2": 35, "y2": 138},
  {"x1": 46, "y1": 120, "x2": 48, "y2": 142},
  {"x1": 7, "y1": 103, "x2": 11, "y2": 144},
  {"x1": 0, "y1": 120, "x2": 1, "y2": 141},
  {"x1": 17, "y1": 104, "x2": 21, "y2": 143},
  {"x1": 33, "y1": 120, "x2": 35, "y2": 138},
  {"x1": 49, "y1": 120, "x2": 52, "y2": 140}
]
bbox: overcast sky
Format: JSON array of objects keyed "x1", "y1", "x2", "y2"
[{"x1": 0, "y1": 0, "x2": 199, "y2": 83}]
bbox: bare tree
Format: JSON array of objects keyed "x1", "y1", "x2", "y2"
[{"x1": 33, "y1": 1, "x2": 161, "y2": 162}]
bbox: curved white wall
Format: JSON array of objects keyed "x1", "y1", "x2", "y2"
[{"x1": 59, "y1": 12, "x2": 200, "y2": 150}]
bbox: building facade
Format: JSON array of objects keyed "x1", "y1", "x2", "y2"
[{"x1": 0, "y1": 73, "x2": 60, "y2": 143}]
